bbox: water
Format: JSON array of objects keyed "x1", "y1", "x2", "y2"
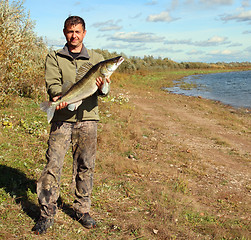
[{"x1": 166, "y1": 70, "x2": 251, "y2": 109}]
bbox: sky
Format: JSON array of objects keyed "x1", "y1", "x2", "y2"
[{"x1": 22, "y1": 0, "x2": 251, "y2": 63}]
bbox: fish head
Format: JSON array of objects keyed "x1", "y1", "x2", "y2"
[{"x1": 100, "y1": 56, "x2": 124, "y2": 77}]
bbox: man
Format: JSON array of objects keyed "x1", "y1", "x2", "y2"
[{"x1": 32, "y1": 16, "x2": 108, "y2": 235}]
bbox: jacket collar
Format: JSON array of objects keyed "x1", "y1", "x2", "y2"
[{"x1": 57, "y1": 44, "x2": 90, "y2": 59}]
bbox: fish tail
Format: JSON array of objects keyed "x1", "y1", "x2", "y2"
[{"x1": 40, "y1": 101, "x2": 56, "y2": 123}]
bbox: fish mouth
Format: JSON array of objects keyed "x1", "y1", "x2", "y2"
[{"x1": 117, "y1": 56, "x2": 124, "y2": 65}]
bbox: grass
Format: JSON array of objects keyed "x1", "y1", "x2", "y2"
[{"x1": 0, "y1": 69, "x2": 250, "y2": 239}]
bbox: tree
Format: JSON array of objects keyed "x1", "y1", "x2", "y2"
[{"x1": 0, "y1": 0, "x2": 48, "y2": 101}]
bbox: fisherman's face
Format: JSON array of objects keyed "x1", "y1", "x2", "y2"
[{"x1": 63, "y1": 24, "x2": 86, "y2": 51}]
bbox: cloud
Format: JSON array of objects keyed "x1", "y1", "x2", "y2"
[
  {"x1": 204, "y1": 49, "x2": 244, "y2": 62},
  {"x1": 45, "y1": 37, "x2": 65, "y2": 47},
  {"x1": 221, "y1": 10, "x2": 251, "y2": 23},
  {"x1": 208, "y1": 49, "x2": 235, "y2": 55},
  {"x1": 245, "y1": 46, "x2": 251, "y2": 52},
  {"x1": 205, "y1": 36, "x2": 229, "y2": 45},
  {"x1": 184, "y1": 0, "x2": 194, "y2": 4},
  {"x1": 130, "y1": 13, "x2": 142, "y2": 19},
  {"x1": 147, "y1": 11, "x2": 180, "y2": 22},
  {"x1": 243, "y1": 30, "x2": 251, "y2": 34},
  {"x1": 187, "y1": 49, "x2": 204, "y2": 55},
  {"x1": 171, "y1": 0, "x2": 179, "y2": 9},
  {"x1": 166, "y1": 48, "x2": 183, "y2": 53},
  {"x1": 130, "y1": 44, "x2": 151, "y2": 52},
  {"x1": 145, "y1": 0, "x2": 158, "y2": 6},
  {"x1": 242, "y1": 0, "x2": 250, "y2": 8},
  {"x1": 199, "y1": 0, "x2": 233, "y2": 5},
  {"x1": 228, "y1": 43, "x2": 243, "y2": 47},
  {"x1": 102, "y1": 43, "x2": 130, "y2": 50},
  {"x1": 165, "y1": 39, "x2": 193, "y2": 45},
  {"x1": 102, "y1": 42, "x2": 151, "y2": 54},
  {"x1": 99, "y1": 25, "x2": 122, "y2": 31},
  {"x1": 109, "y1": 32, "x2": 165, "y2": 43},
  {"x1": 92, "y1": 20, "x2": 122, "y2": 32},
  {"x1": 153, "y1": 47, "x2": 183, "y2": 53},
  {"x1": 74, "y1": 1, "x2": 80, "y2": 6},
  {"x1": 165, "y1": 36, "x2": 230, "y2": 46}
]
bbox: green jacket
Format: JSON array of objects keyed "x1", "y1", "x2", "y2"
[{"x1": 45, "y1": 44, "x2": 104, "y2": 122}]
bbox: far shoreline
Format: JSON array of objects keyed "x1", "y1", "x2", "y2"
[{"x1": 163, "y1": 69, "x2": 251, "y2": 112}]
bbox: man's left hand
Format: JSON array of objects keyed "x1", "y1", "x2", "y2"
[{"x1": 96, "y1": 77, "x2": 110, "y2": 90}]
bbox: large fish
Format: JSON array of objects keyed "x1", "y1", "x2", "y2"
[{"x1": 40, "y1": 56, "x2": 124, "y2": 123}]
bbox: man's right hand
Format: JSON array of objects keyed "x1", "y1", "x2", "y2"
[{"x1": 53, "y1": 96, "x2": 68, "y2": 110}]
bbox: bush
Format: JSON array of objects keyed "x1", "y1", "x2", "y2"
[{"x1": 0, "y1": 0, "x2": 48, "y2": 104}]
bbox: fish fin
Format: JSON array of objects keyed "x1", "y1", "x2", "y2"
[
  {"x1": 40, "y1": 101, "x2": 56, "y2": 123},
  {"x1": 67, "y1": 100, "x2": 82, "y2": 111},
  {"x1": 101, "y1": 78, "x2": 110, "y2": 95},
  {"x1": 76, "y1": 62, "x2": 94, "y2": 82}
]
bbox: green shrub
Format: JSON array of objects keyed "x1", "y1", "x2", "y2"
[{"x1": 0, "y1": 0, "x2": 48, "y2": 104}]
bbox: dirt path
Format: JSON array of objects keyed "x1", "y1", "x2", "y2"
[{"x1": 127, "y1": 88, "x2": 251, "y2": 221}]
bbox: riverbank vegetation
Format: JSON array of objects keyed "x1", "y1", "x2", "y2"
[
  {"x1": 0, "y1": 0, "x2": 48, "y2": 102},
  {"x1": 0, "y1": 1, "x2": 250, "y2": 239}
]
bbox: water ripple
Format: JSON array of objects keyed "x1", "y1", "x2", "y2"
[{"x1": 166, "y1": 70, "x2": 251, "y2": 109}]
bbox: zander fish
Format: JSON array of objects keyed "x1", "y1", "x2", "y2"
[{"x1": 40, "y1": 56, "x2": 124, "y2": 123}]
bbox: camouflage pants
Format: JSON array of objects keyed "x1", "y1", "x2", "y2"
[{"x1": 37, "y1": 121, "x2": 97, "y2": 218}]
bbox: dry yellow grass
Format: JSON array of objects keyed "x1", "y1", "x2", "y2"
[{"x1": 92, "y1": 70, "x2": 251, "y2": 239}]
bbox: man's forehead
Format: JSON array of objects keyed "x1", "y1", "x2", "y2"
[{"x1": 65, "y1": 23, "x2": 84, "y2": 31}]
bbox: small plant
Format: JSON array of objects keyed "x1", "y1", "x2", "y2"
[
  {"x1": 172, "y1": 178, "x2": 188, "y2": 194},
  {"x1": 184, "y1": 210, "x2": 217, "y2": 225}
]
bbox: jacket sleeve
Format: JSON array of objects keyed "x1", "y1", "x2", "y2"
[{"x1": 45, "y1": 51, "x2": 63, "y2": 99}]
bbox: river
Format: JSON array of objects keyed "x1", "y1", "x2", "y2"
[{"x1": 166, "y1": 70, "x2": 251, "y2": 109}]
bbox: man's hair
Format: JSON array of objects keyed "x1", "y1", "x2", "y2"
[{"x1": 64, "y1": 16, "x2": 85, "y2": 30}]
